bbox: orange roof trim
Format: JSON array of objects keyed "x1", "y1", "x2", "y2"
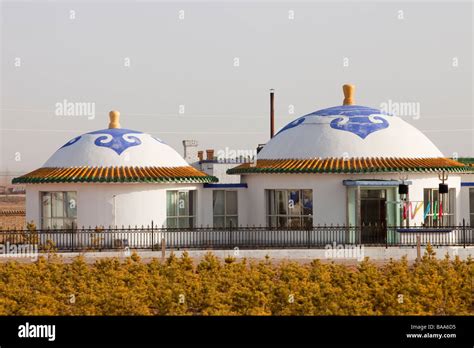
[
  {"x1": 227, "y1": 157, "x2": 472, "y2": 175},
  {"x1": 12, "y1": 166, "x2": 218, "y2": 184}
]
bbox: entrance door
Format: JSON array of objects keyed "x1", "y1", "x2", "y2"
[{"x1": 360, "y1": 189, "x2": 387, "y2": 244}]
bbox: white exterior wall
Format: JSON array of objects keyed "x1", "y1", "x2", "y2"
[
  {"x1": 241, "y1": 173, "x2": 463, "y2": 227},
  {"x1": 24, "y1": 172, "x2": 467, "y2": 230},
  {"x1": 241, "y1": 174, "x2": 346, "y2": 226},
  {"x1": 25, "y1": 183, "x2": 206, "y2": 228}
]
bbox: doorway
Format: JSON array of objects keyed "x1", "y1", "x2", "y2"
[{"x1": 360, "y1": 189, "x2": 387, "y2": 244}]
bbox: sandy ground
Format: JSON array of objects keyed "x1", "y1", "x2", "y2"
[{"x1": 0, "y1": 249, "x2": 412, "y2": 266}]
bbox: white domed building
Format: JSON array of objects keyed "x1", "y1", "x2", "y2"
[
  {"x1": 228, "y1": 85, "x2": 473, "y2": 244},
  {"x1": 13, "y1": 111, "x2": 217, "y2": 231},
  {"x1": 12, "y1": 85, "x2": 474, "y2": 248}
]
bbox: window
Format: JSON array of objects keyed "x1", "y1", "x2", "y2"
[
  {"x1": 166, "y1": 190, "x2": 196, "y2": 228},
  {"x1": 470, "y1": 188, "x2": 474, "y2": 226},
  {"x1": 213, "y1": 190, "x2": 238, "y2": 228},
  {"x1": 41, "y1": 192, "x2": 77, "y2": 229},
  {"x1": 423, "y1": 188, "x2": 455, "y2": 227},
  {"x1": 266, "y1": 189, "x2": 313, "y2": 228}
]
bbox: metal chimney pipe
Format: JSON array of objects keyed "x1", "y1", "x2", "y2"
[{"x1": 270, "y1": 89, "x2": 275, "y2": 138}]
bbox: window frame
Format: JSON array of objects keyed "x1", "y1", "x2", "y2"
[
  {"x1": 166, "y1": 190, "x2": 197, "y2": 228},
  {"x1": 469, "y1": 188, "x2": 474, "y2": 227},
  {"x1": 40, "y1": 191, "x2": 77, "y2": 229},
  {"x1": 266, "y1": 189, "x2": 313, "y2": 228},
  {"x1": 212, "y1": 190, "x2": 238, "y2": 228},
  {"x1": 423, "y1": 187, "x2": 456, "y2": 227}
]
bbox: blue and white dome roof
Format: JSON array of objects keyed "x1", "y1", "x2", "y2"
[
  {"x1": 43, "y1": 111, "x2": 188, "y2": 168},
  {"x1": 258, "y1": 85, "x2": 443, "y2": 160}
]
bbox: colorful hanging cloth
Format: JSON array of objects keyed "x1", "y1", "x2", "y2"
[{"x1": 423, "y1": 202, "x2": 431, "y2": 221}]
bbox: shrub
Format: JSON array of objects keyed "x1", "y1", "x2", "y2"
[{"x1": 0, "y1": 250, "x2": 471, "y2": 315}]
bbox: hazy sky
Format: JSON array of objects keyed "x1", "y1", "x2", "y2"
[{"x1": 1, "y1": 0, "x2": 473, "y2": 177}]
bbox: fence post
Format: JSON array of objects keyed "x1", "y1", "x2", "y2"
[
  {"x1": 71, "y1": 222, "x2": 74, "y2": 252},
  {"x1": 416, "y1": 235, "x2": 421, "y2": 261},
  {"x1": 229, "y1": 220, "x2": 233, "y2": 248},
  {"x1": 161, "y1": 237, "x2": 166, "y2": 260},
  {"x1": 462, "y1": 218, "x2": 466, "y2": 249},
  {"x1": 151, "y1": 220, "x2": 154, "y2": 251},
  {"x1": 307, "y1": 227, "x2": 311, "y2": 249}
]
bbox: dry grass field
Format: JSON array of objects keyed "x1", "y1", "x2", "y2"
[{"x1": 0, "y1": 195, "x2": 26, "y2": 229}]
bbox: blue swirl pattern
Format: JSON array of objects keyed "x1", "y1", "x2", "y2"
[
  {"x1": 60, "y1": 136, "x2": 82, "y2": 149},
  {"x1": 87, "y1": 128, "x2": 143, "y2": 155},
  {"x1": 330, "y1": 116, "x2": 389, "y2": 139},
  {"x1": 276, "y1": 105, "x2": 391, "y2": 139}
]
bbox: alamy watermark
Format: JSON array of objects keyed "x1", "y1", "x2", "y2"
[
  {"x1": 380, "y1": 99, "x2": 420, "y2": 120},
  {"x1": 55, "y1": 99, "x2": 95, "y2": 119},
  {"x1": 216, "y1": 147, "x2": 257, "y2": 163},
  {"x1": 18, "y1": 322, "x2": 55, "y2": 341},
  {"x1": 0, "y1": 242, "x2": 38, "y2": 261},
  {"x1": 324, "y1": 242, "x2": 365, "y2": 261}
]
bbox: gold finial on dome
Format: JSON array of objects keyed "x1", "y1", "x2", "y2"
[
  {"x1": 342, "y1": 84, "x2": 355, "y2": 105},
  {"x1": 108, "y1": 110, "x2": 121, "y2": 129}
]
